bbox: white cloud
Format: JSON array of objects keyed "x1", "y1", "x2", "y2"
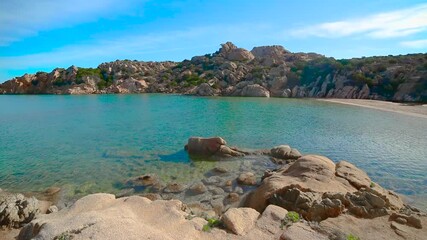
[
  {"x1": 291, "y1": 4, "x2": 427, "y2": 39},
  {"x1": 400, "y1": 39, "x2": 427, "y2": 48},
  {"x1": 0, "y1": 23, "x2": 267, "y2": 71},
  {"x1": 0, "y1": 0, "x2": 144, "y2": 46}
]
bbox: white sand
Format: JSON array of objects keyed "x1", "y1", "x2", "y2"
[{"x1": 319, "y1": 99, "x2": 427, "y2": 119}]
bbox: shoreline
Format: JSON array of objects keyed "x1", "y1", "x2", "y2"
[
  {"x1": 2, "y1": 137, "x2": 426, "y2": 240},
  {"x1": 318, "y1": 98, "x2": 427, "y2": 119}
]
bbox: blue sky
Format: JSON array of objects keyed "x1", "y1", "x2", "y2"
[{"x1": 1, "y1": 0, "x2": 427, "y2": 82}]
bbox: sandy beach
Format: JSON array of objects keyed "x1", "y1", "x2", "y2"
[{"x1": 319, "y1": 99, "x2": 427, "y2": 119}]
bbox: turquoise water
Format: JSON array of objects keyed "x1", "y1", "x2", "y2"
[{"x1": 0, "y1": 95, "x2": 426, "y2": 208}]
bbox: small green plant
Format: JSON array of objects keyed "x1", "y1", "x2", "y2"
[
  {"x1": 346, "y1": 233, "x2": 360, "y2": 240},
  {"x1": 182, "y1": 74, "x2": 206, "y2": 87},
  {"x1": 54, "y1": 232, "x2": 73, "y2": 240},
  {"x1": 280, "y1": 211, "x2": 300, "y2": 229},
  {"x1": 286, "y1": 211, "x2": 300, "y2": 223},
  {"x1": 202, "y1": 218, "x2": 222, "y2": 232},
  {"x1": 370, "y1": 182, "x2": 375, "y2": 188}
]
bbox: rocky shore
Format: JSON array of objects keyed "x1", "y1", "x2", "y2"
[
  {"x1": 1, "y1": 42, "x2": 426, "y2": 102},
  {"x1": 1, "y1": 137, "x2": 426, "y2": 239}
]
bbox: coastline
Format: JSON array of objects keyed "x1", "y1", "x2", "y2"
[
  {"x1": 318, "y1": 98, "x2": 427, "y2": 119},
  {"x1": 2, "y1": 137, "x2": 426, "y2": 239}
]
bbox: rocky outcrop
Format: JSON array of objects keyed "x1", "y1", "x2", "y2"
[
  {"x1": 0, "y1": 193, "x2": 39, "y2": 228},
  {"x1": 17, "y1": 194, "x2": 287, "y2": 240},
  {"x1": 4, "y1": 137, "x2": 427, "y2": 240},
  {"x1": 2, "y1": 42, "x2": 425, "y2": 102},
  {"x1": 280, "y1": 222, "x2": 329, "y2": 240},
  {"x1": 191, "y1": 83, "x2": 216, "y2": 96},
  {"x1": 245, "y1": 155, "x2": 405, "y2": 221},
  {"x1": 217, "y1": 42, "x2": 255, "y2": 62},
  {"x1": 270, "y1": 145, "x2": 302, "y2": 160},
  {"x1": 184, "y1": 137, "x2": 246, "y2": 157},
  {"x1": 240, "y1": 84, "x2": 270, "y2": 97}
]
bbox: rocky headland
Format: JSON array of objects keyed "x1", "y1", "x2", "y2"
[
  {"x1": 1, "y1": 42, "x2": 426, "y2": 102},
  {"x1": 1, "y1": 137, "x2": 426, "y2": 240}
]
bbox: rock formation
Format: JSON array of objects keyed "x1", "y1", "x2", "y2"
[
  {"x1": 2, "y1": 137, "x2": 427, "y2": 240},
  {"x1": 17, "y1": 193, "x2": 287, "y2": 240},
  {"x1": 1, "y1": 43, "x2": 426, "y2": 102},
  {"x1": 0, "y1": 193, "x2": 39, "y2": 228},
  {"x1": 184, "y1": 137, "x2": 246, "y2": 157},
  {"x1": 245, "y1": 155, "x2": 405, "y2": 220}
]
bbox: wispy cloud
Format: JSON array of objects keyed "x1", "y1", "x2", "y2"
[
  {"x1": 291, "y1": 4, "x2": 427, "y2": 39},
  {"x1": 0, "y1": 0, "x2": 144, "y2": 46},
  {"x1": 0, "y1": 23, "x2": 267, "y2": 71},
  {"x1": 400, "y1": 39, "x2": 427, "y2": 48}
]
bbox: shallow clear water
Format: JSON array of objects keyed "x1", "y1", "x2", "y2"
[{"x1": 1, "y1": 95, "x2": 426, "y2": 209}]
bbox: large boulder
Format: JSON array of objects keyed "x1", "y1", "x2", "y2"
[
  {"x1": 319, "y1": 214, "x2": 427, "y2": 240},
  {"x1": 335, "y1": 161, "x2": 371, "y2": 189},
  {"x1": 241, "y1": 84, "x2": 270, "y2": 97},
  {"x1": 280, "y1": 222, "x2": 329, "y2": 240},
  {"x1": 251, "y1": 46, "x2": 288, "y2": 67},
  {"x1": 245, "y1": 155, "x2": 405, "y2": 221},
  {"x1": 256, "y1": 204, "x2": 288, "y2": 233},
  {"x1": 251, "y1": 45, "x2": 289, "y2": 59},
  {"x1": 221, "y1": 207, "x2": 260, "y2": 235},
  {"x1": 184, "y1": 137, "x2": 245, "y2": 157},
  {"x1": 269, "y1": 76, "x2": 288, "y2": 97},
  {"x1": 193, "y1": 83, "x2": 215, "y2": 96},
  {"x1": 270, "y1": 145, "x2": 302, "y2": 159},
  {"x1": 18, "y1": 194, "x2": 209, "y2": 240},
  {"x1": 185, "y1": 137, "x2": 226, "y2": 155},
  {"x1": 218, "y1": 42, "x2": 255, "y2": 62},
  {"x1": 18, "y1": 193, "x2": 294, "y2": 240}
]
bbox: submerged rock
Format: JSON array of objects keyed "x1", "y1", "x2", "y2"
[
  {"x1": 164, "y1": 182, "x2": 187, "y2": 193},
  {"x1": 237, "y1": 172, "x2": 257, "y2": 186},
  {"x1": 126, "y1": 173, "x2": 159, "y2": 187},
  {"x1": 9, "y1": 137, "x2": 427, "y2": 240}
]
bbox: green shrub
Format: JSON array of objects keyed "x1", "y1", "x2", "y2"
[
  {"x1": 76, "y1": 68, "x2": 102, "y2": 79},
  {"x1": 280, "y1": 211, "x2": 300, "y2": 229},
  {"x1": 346, "y1": 234, "x2": 360, "y2": 240},
  {"x1": 76, "y1": 67, "x2": 114, "y2": 89},
  {"x1": 168, "y1": 81, "x2": 178, "y2": 87},
  {"x1": 97, "y1": 80, "x2": 108, "y2": 89},
  {"x1": 351, "y1": 72, "x2": 373, "y2": 87},
  {"x1": 286, "y1": 211, "x2": 300, "y2": 223},
  {"x1": 373, "y1": 64, "x2": 387, "y2": 72},
  {"x1": 182, "y1": 74, "x2": 206, "y2": 87},
  {"x1": 53, "y1": 77, "x2": 72, "y2": 87},
  {"x1": 202, "y1": 218, "x2": 222, "y2": 232}
]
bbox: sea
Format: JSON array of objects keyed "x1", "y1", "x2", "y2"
[{"x1": 1, "y1": 94, "x2": 426, "y2": 209}]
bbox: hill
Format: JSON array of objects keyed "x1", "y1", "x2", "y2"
[{"x1": 1, "y1": 42, "x2": 426, "y2": 102}]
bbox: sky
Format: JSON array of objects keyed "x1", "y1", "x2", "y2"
[{"x1": 1, "y1": 0, "x2": 427, "y2": 82}]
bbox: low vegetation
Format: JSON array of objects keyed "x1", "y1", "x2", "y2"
[
  {"x1": 202, "y1": 218, "x2": 223, "y2": 232},
  {"x1": 346, "y1": 233, "x2": 360, "y2": 240},
  {"x1": 280, "y1": 211, "x2": 300, "y2": 229}
]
